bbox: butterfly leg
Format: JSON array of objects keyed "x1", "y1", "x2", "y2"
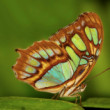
[
  {"x1": 52, "y1": 86, "x2": 66, "y2": 99},
  {"x1": 75, "y1": 96, "x2": 78, "y2": 103},
  {"x1": 71, "y1": 94, "x2": 82, "y2": 105},
  {"x1": 55, "y1": 86, "x2": 66, "y2": 99},
  {"x1": 52, "y1": 93, "x2": 58, "y2": 99},
  {"x1": 70, "y1": 83, "x2": 86, "y2": 105}
]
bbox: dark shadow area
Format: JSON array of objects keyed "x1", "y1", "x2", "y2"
[
  {"x1": 84, "y1": 107, "x2": 109, "y2": 110},
  {"x1": 97, "y1": 0, "x2": 109, "y2": 7}
]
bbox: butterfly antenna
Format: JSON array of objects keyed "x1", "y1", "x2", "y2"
[{"x1": 84, "y1": 67, "x2": 110, "y2": 83}]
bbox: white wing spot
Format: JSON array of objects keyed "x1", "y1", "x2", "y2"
[
  {"x1": 67, "y1": 29, "x2": 73, "y2": 34},
  {"x1": 81, "y1": 20, "x2": 85, "y2": 26},
  {"x1": 76, "y1": 26, "x2": 81, "y2": 30}
]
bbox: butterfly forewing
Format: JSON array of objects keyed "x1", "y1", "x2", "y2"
[{"x1": 13, "y1": 12, "x2": 103, "y2": 96}]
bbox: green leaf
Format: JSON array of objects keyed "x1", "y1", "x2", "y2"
[
  {"x1": 82, "y1": 98, "x2": 110, "y2": 108},
  {"x1": 0, "y1": 97, "x2": 84, "y2": 110}
]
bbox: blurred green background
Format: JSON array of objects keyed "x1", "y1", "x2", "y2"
[{"x1": 0, "y1": 0, "x2": 110, "y2": 100}]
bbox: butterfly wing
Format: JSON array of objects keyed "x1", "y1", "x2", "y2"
[{"x1": 13, "y1": 12, "x2": 103, "y2": 95}]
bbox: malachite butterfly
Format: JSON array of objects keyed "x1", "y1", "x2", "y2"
[{"x1": 12, "y1": 12, "x2": 103, "y2": 99}]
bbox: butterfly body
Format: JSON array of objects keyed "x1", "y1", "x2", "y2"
[{"x1": 13, "y1": 12, "x2": 103, "y2": 97}]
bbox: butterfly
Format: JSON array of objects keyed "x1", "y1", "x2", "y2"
[{"x1": 12, "y1": 12, "x2": 103, "y2": 102}]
